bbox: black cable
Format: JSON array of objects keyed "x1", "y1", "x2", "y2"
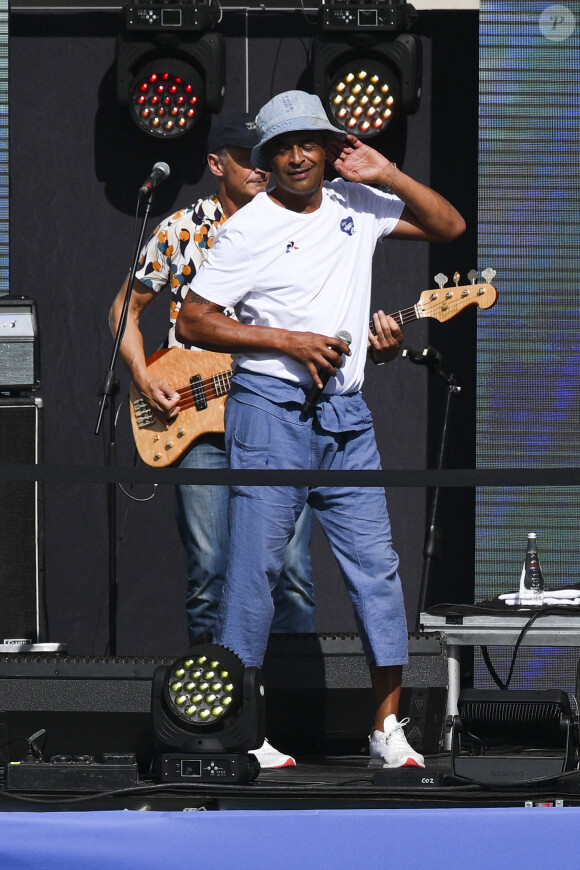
[{"x1": 481, "y1": 606, "x2": 572, "y2": 690}]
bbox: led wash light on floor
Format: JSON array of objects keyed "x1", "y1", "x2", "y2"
[
  {"x1": 451, "y1": 689, "x2": 579, "y2": 785},
  {"x1": 151, "y1": 643, "x2": 265, "y2": 784}
]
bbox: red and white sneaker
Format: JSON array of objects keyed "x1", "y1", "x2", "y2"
[
  {"x1": 369, "y1": 715, "x2": 425, "y2": 768},
  {"x1": 252, "y1": 738, "x2": 296, "y2": 769}
]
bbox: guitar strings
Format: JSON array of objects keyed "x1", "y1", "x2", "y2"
[{"x1": 171, "y1": 370, "x2": 233, "y2": 413}]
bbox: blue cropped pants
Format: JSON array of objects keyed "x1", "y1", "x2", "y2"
[{"x1": 214, "y1": 374, "x2": 409, "y2": 668}]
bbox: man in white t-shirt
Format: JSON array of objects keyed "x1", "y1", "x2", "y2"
[
  {"x1": 110, "y1": 113, "x2": 317, "y2": 769},
  {"x1": 175, "y1": 91, "x2": 465, "y2": 768}
]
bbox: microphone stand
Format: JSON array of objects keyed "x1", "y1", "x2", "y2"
[
  {"x1": 94, "y1": 190, "x2": 156, "y2": 655},
  {"x1": 402, "y1": 346, "x2": 462, "y2": 633}
]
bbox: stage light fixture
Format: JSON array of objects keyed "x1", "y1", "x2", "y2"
[
  {"x1": 115, "y1": 3, "x2": 225, "y2": 139},
  {"x1": 451, "y1": 689, "x2": 579, "y2": 785},
  {"x1": 151, "y1": 643, "x2": 265, "y2": 782},
  {"x1": 312, "y1": 32, "x2": 422, "y2": 139},
  {"x1": 319, "y1": 0, "x2": 417, "y2": 34}
]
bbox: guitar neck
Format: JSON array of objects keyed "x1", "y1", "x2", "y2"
[
  {"x1": 201, "y1": 368, "x2": 232, "y2": 401},
  {"x1": 369, "y1": 305, "x2": 418, "y2": 332}
]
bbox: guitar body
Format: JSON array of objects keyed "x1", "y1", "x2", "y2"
[{"x1": 129, "y1": 347, "x2": 233, "y2": 468}]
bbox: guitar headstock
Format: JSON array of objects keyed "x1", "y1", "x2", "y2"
[{"x1": 418, "y1": 271, "x2": 498, "y2": 323}]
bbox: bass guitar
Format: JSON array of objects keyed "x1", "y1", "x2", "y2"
[{"x1": 130, "y1": 279, "x2": 497, "y2": 467}]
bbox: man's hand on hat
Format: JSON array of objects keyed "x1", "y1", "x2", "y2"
[{"x1": 326, "y1": 134, "x2": 394, "y2": 187}]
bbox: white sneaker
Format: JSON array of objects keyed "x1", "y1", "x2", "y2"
[
  {"x1": 369, "y1": 714, "x2": 425, "y2": 768},
  {"x1": 252, "y1": 738, "x2": 296, "y2": 769}
]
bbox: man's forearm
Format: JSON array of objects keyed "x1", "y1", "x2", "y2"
[
  {"x1": 175, "y1": 292, "x2": 350, "y2": 388},
  {"x1": 109, "y1": 281, "x2": 150, "y2": 389},
  {"x1": 175, "y1": 293, "x2": 288, "y2": 354}
]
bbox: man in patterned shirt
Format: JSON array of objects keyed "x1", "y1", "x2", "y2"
[{"x1": 110, "y1": 113, "x2": 315, "y2": 768}]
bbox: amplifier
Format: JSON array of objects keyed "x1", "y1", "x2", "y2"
[{"x1": 0, "y1": 296, "x2": 39, "y2": 392}]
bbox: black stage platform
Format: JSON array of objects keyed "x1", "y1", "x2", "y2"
[
  {"x1": 3, "y1": 751, "x2": 580, "y2": 812},
  {"x1": 1, "y1": 636, "x2": 580, "y2": 810}
]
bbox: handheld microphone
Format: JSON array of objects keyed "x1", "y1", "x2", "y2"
[
  {"x1": 138, "y1": 162, "x2": 170, "y2": 197},
  {"x1": 302, "y1": 330, "x2": 352, "y2": 414}
]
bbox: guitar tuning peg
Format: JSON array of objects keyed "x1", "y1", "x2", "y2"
[
  {"x1": 467, "y1": 269, "x2": 479, "y2": 284},
  {"x1": 434, "y1": 272, "x2": 447, "y2": 289},
  {"x1": 453, "y1": 272, "x2": 460, "y2": 286},
  {"x1": 481, "y1": 267, "x2": 496, "y2": 283}
]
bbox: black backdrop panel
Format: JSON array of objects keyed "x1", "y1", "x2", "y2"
[
  {"x1": 8, "y1": 11, "x2": 477, "y2": 654},
  {"x1": 0, "y1": 397, "x2": 45, "y2": 642}
]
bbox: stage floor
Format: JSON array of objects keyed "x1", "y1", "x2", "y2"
[{"x1": 3, "y1": 751, "x2": 580, "y2": 812}]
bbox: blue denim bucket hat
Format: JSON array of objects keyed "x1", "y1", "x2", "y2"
[{"x1": 251, "y1": 91, "x2": 347, "y2": 171}]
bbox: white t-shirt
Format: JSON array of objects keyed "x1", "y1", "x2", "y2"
[{"x1": 191, "y1": 178, "x2": 404, "y2": 393}]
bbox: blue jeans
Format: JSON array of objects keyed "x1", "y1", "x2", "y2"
[
  {"x1": 214, "y1": 377, "x2": 408, "y2": 668},
  {"x1": 175, "y1": 434, "x2": 315, "y2": 643}
]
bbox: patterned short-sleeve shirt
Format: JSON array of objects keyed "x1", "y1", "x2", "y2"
[{"x1": 135, "y1": 194, "x2": 230, "y2": 349}]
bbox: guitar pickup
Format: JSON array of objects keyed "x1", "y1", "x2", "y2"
[
  {"x1": 133, "y1": 398, "x2": 155, "y2": 429},
  {"x1": 190, "y1": 374, "x2": 208, "y2": 411}
]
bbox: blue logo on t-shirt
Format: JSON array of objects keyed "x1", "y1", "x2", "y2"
[{"x1": 340, "y1": 216, "x2": 355, "y2": 236}]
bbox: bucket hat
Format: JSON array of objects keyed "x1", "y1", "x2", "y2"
[{"x1": 251, "y1": 91, "x2": 346, "y2": 170}]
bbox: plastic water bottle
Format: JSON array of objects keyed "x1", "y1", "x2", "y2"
[{"x1": 518, "y1": 532, "x2": 545, "y2": 605}]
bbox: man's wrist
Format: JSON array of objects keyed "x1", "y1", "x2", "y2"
[
  {"x1": 368, "y1": 346, "x2": 386, "y2": 366},
  {"x1": 380, "y1": 162, "x2": 397, "y2": 193}
]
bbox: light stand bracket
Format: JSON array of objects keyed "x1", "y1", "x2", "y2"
[
  {"x1": 124, "y1": 2, "x2": 220, "y2": 33},
  {"x1": 320, "y1": 0, "x2": 417, "y2": 32}
]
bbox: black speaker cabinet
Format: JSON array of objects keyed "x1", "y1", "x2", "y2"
[
  {"x1": 0, "y1": 655, "x2": 169, "y2": 773},
  {"x1": 261, "y1": 632, "x2": 448, "y2": 756},
  {"x1": 0, "y1": 397, "x2": 45, "y2": 642},
  {"x1": 0, "y1": 635, "x2": 448, "y2": 772}
]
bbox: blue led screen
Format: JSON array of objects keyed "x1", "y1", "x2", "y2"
[{"x1": 476, "y1": 1, "x2": 580, "y2": 691}]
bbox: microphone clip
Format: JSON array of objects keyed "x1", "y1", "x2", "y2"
[{"x1": 402, "y1": 345, "x2": 461, "y2": 391}]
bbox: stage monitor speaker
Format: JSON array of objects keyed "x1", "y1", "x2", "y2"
[
  {"x1": 0, "y1": 655, "x2": 169, "y2": 774},
  {"x1": 0, "y1": 396, "x2": 45, "y2": 643},
  {"x1": 0, "y1": 635, "x2": 448, "y2": 772},
  {"x1": 261, "y1": 632, "x2": 448, "y2": 756}
]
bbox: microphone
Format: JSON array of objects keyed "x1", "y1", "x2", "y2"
[
  {"x1": 138, "y1": 162, "x2": 170, "y2": 197},
  {"x1": 302, "y1": 330, "x2": 352, "y2": 414}
]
